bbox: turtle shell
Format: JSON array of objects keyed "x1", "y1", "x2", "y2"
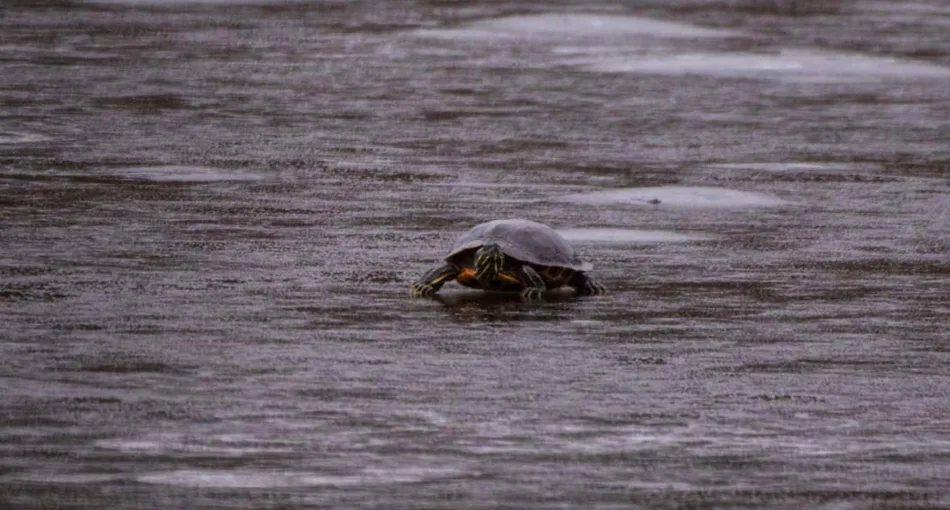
[{"x1": 446, "y1": 219, "x2": 592, "y2": 271}]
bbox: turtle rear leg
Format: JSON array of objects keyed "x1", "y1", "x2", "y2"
[
  {"x1": 568, "y1": 271, "x2": 606, "y2": 297},
  {"x1": 518, "y1": 265, "x2": 547, "y2": 301},
  {"x1": 411, "y1": 263, "x2": 458, "y2": 298}
]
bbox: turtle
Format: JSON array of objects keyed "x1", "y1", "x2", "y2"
[{"x1": 410, "y1": 219, "x2": 606, "y2": 300}]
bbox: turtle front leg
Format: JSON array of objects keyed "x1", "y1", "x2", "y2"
[
  {"x1": 517, "y1": 265, "x2": 547, "y2": 301},
  {"x1": 568, "y1": 271, "x2": 606, "y2": 297},
  {"x1": 410, "y1": 263, "x2": 458, "y2": 298}
]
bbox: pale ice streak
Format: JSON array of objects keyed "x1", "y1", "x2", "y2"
[
  {"x1": 82, "y1": 0, "x2": 310, "y2": 4},
  {"x1": 580, "y1": 49, "x2": 950, "y2": 82},
  {"x1": 414, "y1": 14, "x2": 949, "y2": 83},
  {"x1": 138, "y1": 466, "x2": 469, "y2": 488},
  {"x1": 563, "y1": 186, "x2": 791, "y2": 208},
  {"x1": 415, "y1": 13, "x2": 737, "y2": 40},
  {"x1": 705, "y1": 162, "x2": 865, "y2": 173},
  {"x1": 113, "y1": 165, "x2": 263, "y2": 183},
  {"x1": 557, "y1": 228, "x2": 716, "y2": 244}
]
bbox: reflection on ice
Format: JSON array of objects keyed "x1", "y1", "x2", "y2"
[
  {"x1": 563, "y1": 186, "x2": 790, "y2": 208},
  {"x1": 416, "y1": 14, "x2": 736, "y2": 40}
]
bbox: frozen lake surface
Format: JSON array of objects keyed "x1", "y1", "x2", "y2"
[{"x1": 1, "y1": 1, "x2": 949, "y2": 508}]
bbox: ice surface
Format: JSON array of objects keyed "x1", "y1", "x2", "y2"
[{"x1": 563, "y1": 186, "x2": 790, "y2": 208}]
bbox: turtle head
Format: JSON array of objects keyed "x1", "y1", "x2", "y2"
[{"x1": 474, "y1": 244, "x2": 505, "y2": 287}]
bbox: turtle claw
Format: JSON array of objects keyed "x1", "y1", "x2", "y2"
[
  {"x1": 584, "y1": 280, "x2": 606, "y2": 296},
  {"x1": 520, "y1": 288, "x2": 544, "y2": 301},
  {"x1": 574, "y1": 279, "x2": 605, "y2": 297},
  {"x1": 410, "y1": 283, "x2": 436, "y2": 298}
]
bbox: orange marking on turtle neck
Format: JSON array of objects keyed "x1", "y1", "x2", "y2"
[{"x1": 456, "y1": 268, "x2": 520, "y2": 285}]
